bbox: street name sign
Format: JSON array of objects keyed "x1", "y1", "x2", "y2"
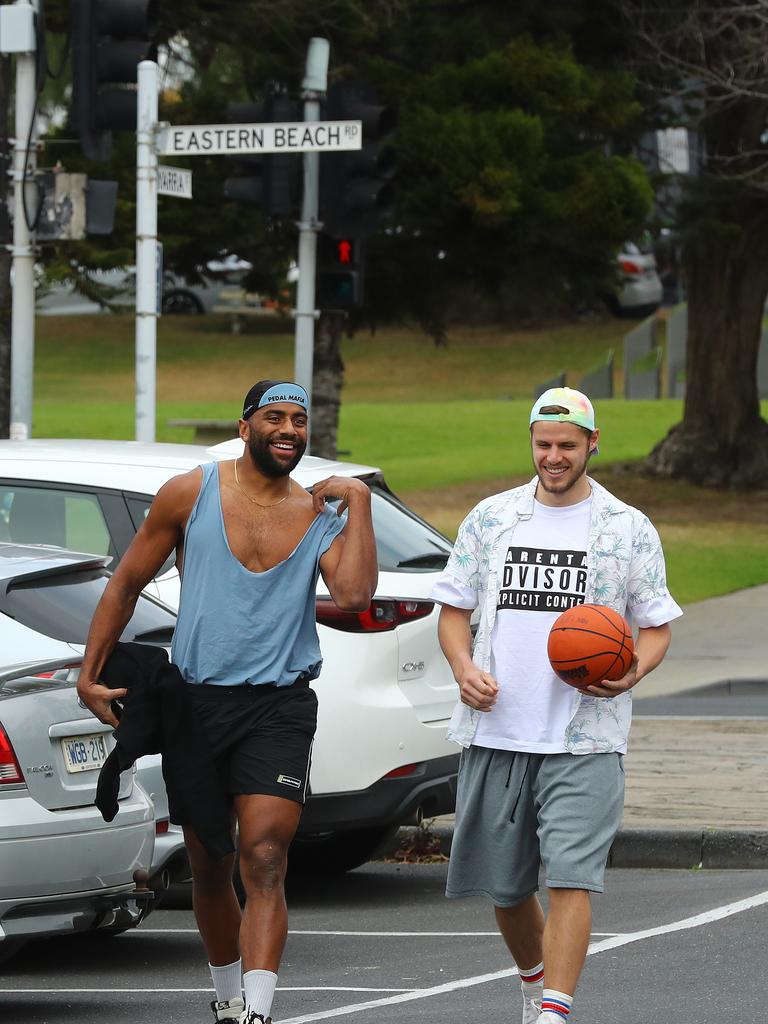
[
  {"x1": 156, "y1": 120, "x2": 362, "y2": 158},
  {"x1": 158, "y1": 165, "x2": 193, "y2": 198}
]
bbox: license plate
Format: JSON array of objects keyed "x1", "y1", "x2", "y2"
[{"x1": 61, "y1": 734, "x2": 109, "y2": 773}]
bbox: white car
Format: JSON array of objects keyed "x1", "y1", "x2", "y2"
[
  {"x1": 36, "y1": 267, "x2": 229, "y2": 316},
  {"x1": 614, "y1": 242, "x2": 663, "y2": 318},
  {"x1": 0, "y1": 439, "x2": 460, "y2": 873}
]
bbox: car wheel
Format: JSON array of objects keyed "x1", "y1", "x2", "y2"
[
  {"x1": 161, "y1": 290, "x2": 204, "y2": 315},
  {"x1": 287, "y1": 825, "x2": 400, "y2": 876},
  {"x1": 618, "y1": 301, "x2": 661, "y2": 319}
]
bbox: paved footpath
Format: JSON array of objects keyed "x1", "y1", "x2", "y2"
[{"x1": 391, "y1": 585, "x2": 768, "y2": 868}]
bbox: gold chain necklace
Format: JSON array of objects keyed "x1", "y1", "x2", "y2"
[{"x1": 233, "y1": 459, "x2": 292, "y2": 508}]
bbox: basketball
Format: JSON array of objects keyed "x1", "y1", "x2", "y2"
[{"x1": 547, "y1": 604, "x2": 634, "y2": 688}]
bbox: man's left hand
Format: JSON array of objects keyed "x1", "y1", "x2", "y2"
[
  {"x1": 579, "y1": 650, "x2": 640, "y2": 698},
  {"x1": 312, "y1": 476, "x2": 371, "y2": 516}
]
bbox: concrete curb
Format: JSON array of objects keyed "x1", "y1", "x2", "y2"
[{"x1": 380, "y1": 825, "x2": 768, "y2": 870}]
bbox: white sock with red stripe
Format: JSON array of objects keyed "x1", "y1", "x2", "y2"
[
  {"x1": 519, "y1": 960, "x2": 544, "y2": 996},
  {"x1": 540, "y1": 988, "x2": 573, "y2": 1021}
]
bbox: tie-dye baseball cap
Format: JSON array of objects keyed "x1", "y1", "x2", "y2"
[{"x1": 529, "y1": 387, "x2": 597, "y2": 432}]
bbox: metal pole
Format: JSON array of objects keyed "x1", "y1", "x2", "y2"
[
  {"x1": 9, "y1": 0, "x2": 38, "y2": 441},
  {"x1": 294, "y1": 37, "x2": 329, "y2": 448},
  {"x1": 135, "y1": 59, "x2": 159, "y2": 442}
]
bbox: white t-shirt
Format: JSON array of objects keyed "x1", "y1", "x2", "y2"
[{"x1": 434, "y1": 496, "x2": 593, "y2": 754}]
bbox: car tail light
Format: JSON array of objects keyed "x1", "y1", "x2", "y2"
[
  {"x1": 0, "y1": 724, "x2": 24, "y2": 784},
  {"x1": 155, "y1": 819, "x2": 170, "y2": 835},
  {"x1": 316, "y1": 598, "x2": 434, "y2": 632},
  {"x1": 32, "y1": 664, "x2": 80, "y2": 680},
  {"x1": 383, "y1": 763, "x2": 419, "y2": 779},
  {"x1": 619, "y1": 259, "x2": 642, "y2": 275}
]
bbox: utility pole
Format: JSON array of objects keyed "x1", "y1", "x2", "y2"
[
  {"x1": 293, "y1": 37, "x2": 330, "y2": 439},
  {"x1": 3, "y1": 0, "x2": 39, "y2": 440},
  {"x1": 135, "y1": 59, "x2": 158, "y2": 442},
  {"x1": 0, "y1": 52, "x2": 12, "y2": 438}
]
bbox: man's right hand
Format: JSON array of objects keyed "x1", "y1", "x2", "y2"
[
  {"x1": 457, "y1": 668, "x2": 499, "y2": 712},
  {"x1": 77, "y1": 678, "x2": 128, "y2": 729}
]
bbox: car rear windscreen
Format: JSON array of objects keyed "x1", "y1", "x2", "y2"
[
  {"x1": 2, "y1": 568, "x2": 176, "y2": 645},
  {"x1": 367, "y1": 484, "x2": 452, "y2": 572}
]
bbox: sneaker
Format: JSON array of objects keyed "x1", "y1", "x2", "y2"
[
  {"x1": 522, "y1": 990, "x2": 542, "y2": 1024},
  {"x1": 242, "y1": 1013, "x2": 272, "y2": 1024},
  {"x1": 210, "y1": 997, "x2": 245, "y2": 1021}
]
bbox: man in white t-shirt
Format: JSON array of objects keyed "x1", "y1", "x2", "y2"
[{"x1": 431, "y1": 387, "x2": 682, "y2": 1024}]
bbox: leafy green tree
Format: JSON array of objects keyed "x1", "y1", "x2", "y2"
[
  {"x1": 620, "y1": 0, "x2": 768, "y2": 487},
  {"x1": 2, "y1": 1, "x2": 652, "y2": 454}
]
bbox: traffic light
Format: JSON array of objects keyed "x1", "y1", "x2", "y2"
[
  {"x1": 317, "y1": 235, "x2": 365, "y2": 309},
  {"x1": 320, "y1": 81, "x2": 395, "y2": 237},
  {"x1": 72, "y1": 0, "x2": 158, "y2": 162},
  {"x1": 223, "y1": 95, "x2": 302, "y2": 219}
]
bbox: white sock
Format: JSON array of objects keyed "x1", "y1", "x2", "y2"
[
  {"x1": 243, "y1": 969, "x2": 278, "y2": 1020},
  {"x1": 540, "y1": 987, "x2": 574, "y2": 1021},
  {"x1": 519, "y1": 960, "x2": 544, "y2": 996},
  {"x1": 209, "y1": 959, "x2": 242, "y2": 1003}
]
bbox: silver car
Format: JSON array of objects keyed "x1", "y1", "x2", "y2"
[
  {"x1": 0, "y1": 548, "x2": 159, "y2": 962},
  {"x1": 0, "y1": 544, "x2": 182, "y2": 962}
]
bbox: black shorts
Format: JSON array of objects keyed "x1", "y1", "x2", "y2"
[{"x1": 188, "y1": 677, "x2": 318, "y2": 804}]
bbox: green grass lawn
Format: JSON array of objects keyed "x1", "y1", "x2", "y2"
[
  {"x1": 660, "y1": 524, "x2": 768, "y2": 606},
  {"x1": 337, "y1": 399, "x2": 684, "y2": 492},
  {"x1": 32, "y1": 312, "x2": 768, "y2": 604}
]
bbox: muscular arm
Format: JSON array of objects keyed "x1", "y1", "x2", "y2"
[
  {"x1": 316, "y1": 476, "x2": 378, "y2": 611},
  {"x1": 583, "y1": 622, "x2": 672, "y2": 698},
  {"x1": 77, "y1": 470, "x2": 201, "y2": 726},
  {"x1": 437, "y1": 604, "x2": 498, "y2": 711}
]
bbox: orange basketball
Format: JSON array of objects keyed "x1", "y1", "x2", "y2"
[{"x1": 547, "y1": 604, "x2": 634, "y2": 688}]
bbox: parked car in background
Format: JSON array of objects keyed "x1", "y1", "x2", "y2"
[
  {"x1": 35, "y1": 266, "x2": 225, "y2": 316},
  {"x1": 0, "y1": 546, "x2": 163, "y2": 962},
  {"x1": 0, "y1": 544, "x2": 186, "y2": 898},
  {"x1": 35, "y1": 254, "x2": 262, "y2": 317},
  {"x1": 613, "y1": 241, "x2": 663, "y2": 318},
  {"x1": 0, "y1": 440, "x2": 460, "y2": 873}
]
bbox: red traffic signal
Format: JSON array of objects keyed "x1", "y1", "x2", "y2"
[{"x1": 337, "y1": 239, "x2": 353, "y2": 264}]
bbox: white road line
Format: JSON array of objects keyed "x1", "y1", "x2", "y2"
[
  {"x1": 134, "y1": 929, "x2": 621, "y2": 938},
  {"x1": 8, "y1": 894, "x2": 764, "y2": 1011},
  {"x1": 0, "y1": 987, "x2": 416, "y2": 995},
  {"x1": 275, "y1": 889, "x2": 768, "y2": 1024},
  {"x1": 135, "y1": 929, "x2": 499, "y2": 936}
]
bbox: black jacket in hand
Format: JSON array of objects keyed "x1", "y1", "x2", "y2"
[{"x1": 95, "y1": 642, "x2": 234, "y2": 860}]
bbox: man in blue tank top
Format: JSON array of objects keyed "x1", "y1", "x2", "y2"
[{"x1": 78, "y1": 381, "x2": 378, "y2": 1024}]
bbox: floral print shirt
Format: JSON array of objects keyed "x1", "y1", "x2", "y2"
[{"x1": 432, "y1": 477, "x2": 682, "y2": 754}]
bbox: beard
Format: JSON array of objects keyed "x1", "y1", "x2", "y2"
[
  {"x1": 246, "y1": 429, "x2": 306, "y2": 478},
  {"x1": 534, "y1": 449, "x2": 590, "y2": 495}
]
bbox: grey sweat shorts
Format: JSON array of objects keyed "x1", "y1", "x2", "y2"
[{"x1": 446, "y1": 746, "x2": 625, "y2": 907}]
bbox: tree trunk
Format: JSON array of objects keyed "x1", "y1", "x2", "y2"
[
  {"x1": 0, "y1": 55, "x2": 12, "y2": 439},
  {"x1": 646, "y1": 213, "x2": 768, "y2": 488},
  {"x1": 310, "y1": 311, "x2": 345, "y2": 459}
]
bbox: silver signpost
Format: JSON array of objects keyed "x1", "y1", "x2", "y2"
[
  {"x1": 135, "y1": 60, "x2": 159, "y2": 443},
  {"x1": 134, "y1": 39, "x2": 358, "y2": 443},
  {"x1": 294, "y1": 38, "x2": 331, "y2": 432},
  {"x1": 6, "y1": 0, "x2": 39, "y2": 441}
]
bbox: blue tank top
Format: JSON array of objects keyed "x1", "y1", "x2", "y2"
[{"x1": 171, "y1": 461, "x2": 346, "y2": 686}]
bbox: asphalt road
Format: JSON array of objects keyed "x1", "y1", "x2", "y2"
[{"x1": 2, "y1": 863, "x2": 767, "y2": 1024}]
